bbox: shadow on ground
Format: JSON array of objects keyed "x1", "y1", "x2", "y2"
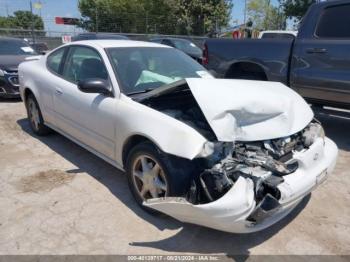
[
  {"x1": 0, "y1": 97, "x2": 22, "y2": 103},
  {"x1": 16, "y1": 114, "x2": 317, "y2": 256}
]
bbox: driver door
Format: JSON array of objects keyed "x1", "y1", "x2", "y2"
[{"x1": 53, "y1": 45, "x2": 116, "y2": 160}]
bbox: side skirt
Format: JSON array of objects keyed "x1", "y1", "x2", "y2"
[{"x1": 45, "y1": 122, "x2": 125, "y2": 172}]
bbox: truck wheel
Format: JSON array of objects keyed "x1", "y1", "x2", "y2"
[
  {"x1": 126, "y1": 142, "x2": 193, "y2": 212},
  {"x1": 25, "y1": 94, "x2": 51, "y2": 136}
]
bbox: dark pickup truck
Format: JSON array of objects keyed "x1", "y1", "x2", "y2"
[{"x1": 203, "y1": 0, "x2": 350, "y2": 108}]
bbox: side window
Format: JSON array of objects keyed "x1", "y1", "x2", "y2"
[
  {"x1": 316, "y1": 4, "x2": 350, "y2": 38},
  {"x1": 162, "y1": 39, "x2": 175, "y2": 47},
  {"x1": 62, "y1": 46, "x2": 108, "y2": 84},
  {"x1": 47, "y1": 48, "x2": 65, "y2": 74}
]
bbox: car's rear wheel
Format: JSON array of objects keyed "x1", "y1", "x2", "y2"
[
  {"x1": 126, "y1": 142, "x2": 193, "y2": 212},
  {"x1": 26, "y1": 93, "x2": 51, "y2": 136}
]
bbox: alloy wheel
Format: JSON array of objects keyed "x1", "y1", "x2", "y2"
[
  {"x1": 131, "y1": 155, "x2": 168, "y2": 200},
  {"x1": 28, "y1": 98, "x2": 40, "y2": 131}
]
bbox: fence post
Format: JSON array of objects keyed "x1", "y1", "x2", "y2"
[
  {"x1": 30, "y1": 0, "x2": 35, "y2": 43},
  {"x1": 95, "y1": 6, "x2": 98, "y2": 33}
]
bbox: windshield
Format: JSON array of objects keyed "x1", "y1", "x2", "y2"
[
  {"x1": 171, "y1": 39, "x2": 202, "y2": 56},
  {"x1": 107, "y1": 47, "x2": 210, "y2": 95},
  {"x1": 0, "y1": 39, "x2": 37, "y2": 55}
]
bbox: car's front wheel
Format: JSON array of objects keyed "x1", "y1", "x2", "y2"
[
  {"x1": 126, "y1": 142, "x2": 193, "y2": 211},
  {"x1": 25, "y1": 93, "x2": 51, "y2": 136}
]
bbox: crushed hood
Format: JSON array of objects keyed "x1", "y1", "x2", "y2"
[{"x1": 138, "y1": 78, "x2": 314, "y2": 142}]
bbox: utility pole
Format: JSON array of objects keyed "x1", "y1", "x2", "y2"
[
  {"x1": 95, "y1": 6, "x2": 98, "y2": 33},
  {"x1": 146, "y1": 12, "x2": 148, "y2": 34},
  {"x1": 30, "y1": 0, "x2": 35, "y2": 44},
  {"x1": 244, "y1": 0, "x2": 247, "y2": 24},
  {"x1": 5, "y1": 0, "x2": 9, "y2": 16}
]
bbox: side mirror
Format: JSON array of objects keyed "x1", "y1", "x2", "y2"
[{"x1": 77, "y1": 78, "x2": 112, "y2": 96}]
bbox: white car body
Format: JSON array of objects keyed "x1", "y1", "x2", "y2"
[
  {"x1": 258, "y1": 30, "x2": 298, "y2": 39},
  {"x1": 18, "y1": 40, "x2": 338, "y2": 233}
]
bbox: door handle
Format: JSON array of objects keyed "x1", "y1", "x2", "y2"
[
  {"x1": 306, "y1": 48, "x2": 327, "y2": 54},
  {"x1": 55, "y1": 88, "x2": 63, "y2": 95}
]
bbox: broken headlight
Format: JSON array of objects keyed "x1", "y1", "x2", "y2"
[
  {"x1": 199, "y1": 141, "x2": 233, "y2": 159},
  {"x1": 303, "y1": 122, "x2": 325, "y2": 147}
]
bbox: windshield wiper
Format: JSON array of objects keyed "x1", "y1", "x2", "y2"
[{"x1": 127, "y1": 88, "x2": 156, "y2": 96}]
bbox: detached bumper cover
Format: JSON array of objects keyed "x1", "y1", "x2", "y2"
[{"x1": 144, "y1": 137, "x2": 338, "y2": 233}]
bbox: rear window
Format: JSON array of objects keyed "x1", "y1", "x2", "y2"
[
  {"x1": 47, "y1": 47, "x2": 66, "y2": 74},
  {"x1": 316, "y1": 4, "x2": 350, "y2": 38}
]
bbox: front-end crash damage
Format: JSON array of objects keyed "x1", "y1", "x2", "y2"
[{"x1": 135, "y1": 78, "x2": 338, "y2": 233}]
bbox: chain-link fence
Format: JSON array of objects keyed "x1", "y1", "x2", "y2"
[{"x1": 0, "y1": 27, "x2": 208, "y2": 51}]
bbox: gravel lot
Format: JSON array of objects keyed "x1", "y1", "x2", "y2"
[{"x1": 0, "y1": 98, "x2": 349, "y2": 256}]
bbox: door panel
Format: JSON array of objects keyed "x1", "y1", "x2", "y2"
[
  {"x1": 53, "y1": 46, "x2": 116, "y2": 159},
  {"x1": 291, "y1": 39, "x2": 350, "y2": 103},
  {"x1": 291, "y1": 4, "x2": 350, "y2": 105}
]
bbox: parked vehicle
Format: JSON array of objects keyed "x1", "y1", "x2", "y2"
[
  {"x1": 29, "y1": 42, "x2": 49, "y2": 55},
  {"x1": 0, "y1": 37, "x2": 38, "y2": 98},
  {"x1": 150, "y1": 37, "x2": 202, "y2": 63},
  {"x1": 258, "y1": 30, "x2": 297, "y2": 39},
  {"x1": 204, "y1": 0, "x2": 350, "y2": 109},
  {"x1": 72, "y1": 33, "x2": 129, "y2": 41},
  {"x1": 19, "y1": 40, "x2": 338, "y2": 233}
]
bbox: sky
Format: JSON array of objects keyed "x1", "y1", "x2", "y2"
[
  {"x1": 231, "y1": 0, "x2": 279, "y2": 26},
  {"x1": 0, "y1": 0, "x2": 281, "y2": 33}
]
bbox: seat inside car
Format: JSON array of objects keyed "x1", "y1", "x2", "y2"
[
  {"x1": 124, "y1": 60, "x2": 143, "y2": 91},
  {"x1": 78, "y1": 58, "x2": 108, "y2": 81}
]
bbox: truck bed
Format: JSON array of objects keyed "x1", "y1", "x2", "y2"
[{"x1": 205, "y1": 38, "x2": 294, "y2": 85}]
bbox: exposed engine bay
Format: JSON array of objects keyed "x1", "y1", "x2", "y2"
[
  {"x1": 188, "y1": 121, "x2": 322, "y2": 205},
  {"x1": 138, "y1": 83, "x2": 325, "y2": 209}
]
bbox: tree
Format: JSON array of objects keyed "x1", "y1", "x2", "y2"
[
  {"x1": 0, "y1": 11, "x2": 44, "y2": 30},
  {"x1": 78, "y1": 0, "x2": 176, "y2": 34},
  {"x1": 280, "y1": 0, "x2": 316, "y2": 21},
  {"x1": 247, "y1": 0, "x2": 286, "y2": 31},
  {"x1": 173, "y1": 0, "x2": 233, "y2": 35},
  {"x1": 78, "y1": 0, "x2": 233, "y2": 35}
]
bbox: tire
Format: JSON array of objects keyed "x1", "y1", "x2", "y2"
[
  {"x1": 125, "y1": 142, "x2": 193, "y2": 212},
  {"x1": 25, "y1": 93, "x2": 51, "y2": 136}
]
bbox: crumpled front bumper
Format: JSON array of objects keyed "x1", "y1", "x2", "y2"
[{"x1": 144, "y1": 137, "x2": 338, "y2": 233}]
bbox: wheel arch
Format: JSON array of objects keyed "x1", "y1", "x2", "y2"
[
  {"x1": 225, "y1": 61, "x2": 268, "y2": 80},
  {"x1": 122, "y1": 134, "x2": 159, "y2": 168},
  {"x1": 23, "y1": 87, "x2": 35, "y2": 102}
]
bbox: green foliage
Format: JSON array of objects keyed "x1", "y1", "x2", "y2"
[
  {"x1": 78, "y1": 0, "x2": 233, "y2": 35},
  {"x1": 280, "y1": 0, "x2": 316, "y2": 20},
  {"x1": 174, "y1": 0, "x2": 233, "y2": 35},
  {"x1": 247, "y1": 0, "x2": 286, "y2": 31},
  {"x1": 0, "y1": 11, "x2": 44, "y2": 30}
]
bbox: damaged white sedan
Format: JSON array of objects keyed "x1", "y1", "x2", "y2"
[{"x1": 19, "y1": 40, "x2": 338, "y2": 233}]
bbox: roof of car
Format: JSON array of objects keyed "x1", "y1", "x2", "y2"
[
  {"x1": 259, "y1": 30, "x2": 298, "y2": 36},
  {"x1": 0, "y1": 36, "x2": 26, "y2": 42},
  {"x1": 151, "y1": 37, "x2": 191, "y2": 42},
  {"x1": 67, "y1": 39, "x2": 170, "y2": 49}
]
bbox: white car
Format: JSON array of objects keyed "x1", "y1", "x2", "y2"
[
  {"x1": 18, "y1": 40, "x2": 338, "y2": 233},
  {"x1": 258, "y1": 30, "x2": 298, "y2": 39}
]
